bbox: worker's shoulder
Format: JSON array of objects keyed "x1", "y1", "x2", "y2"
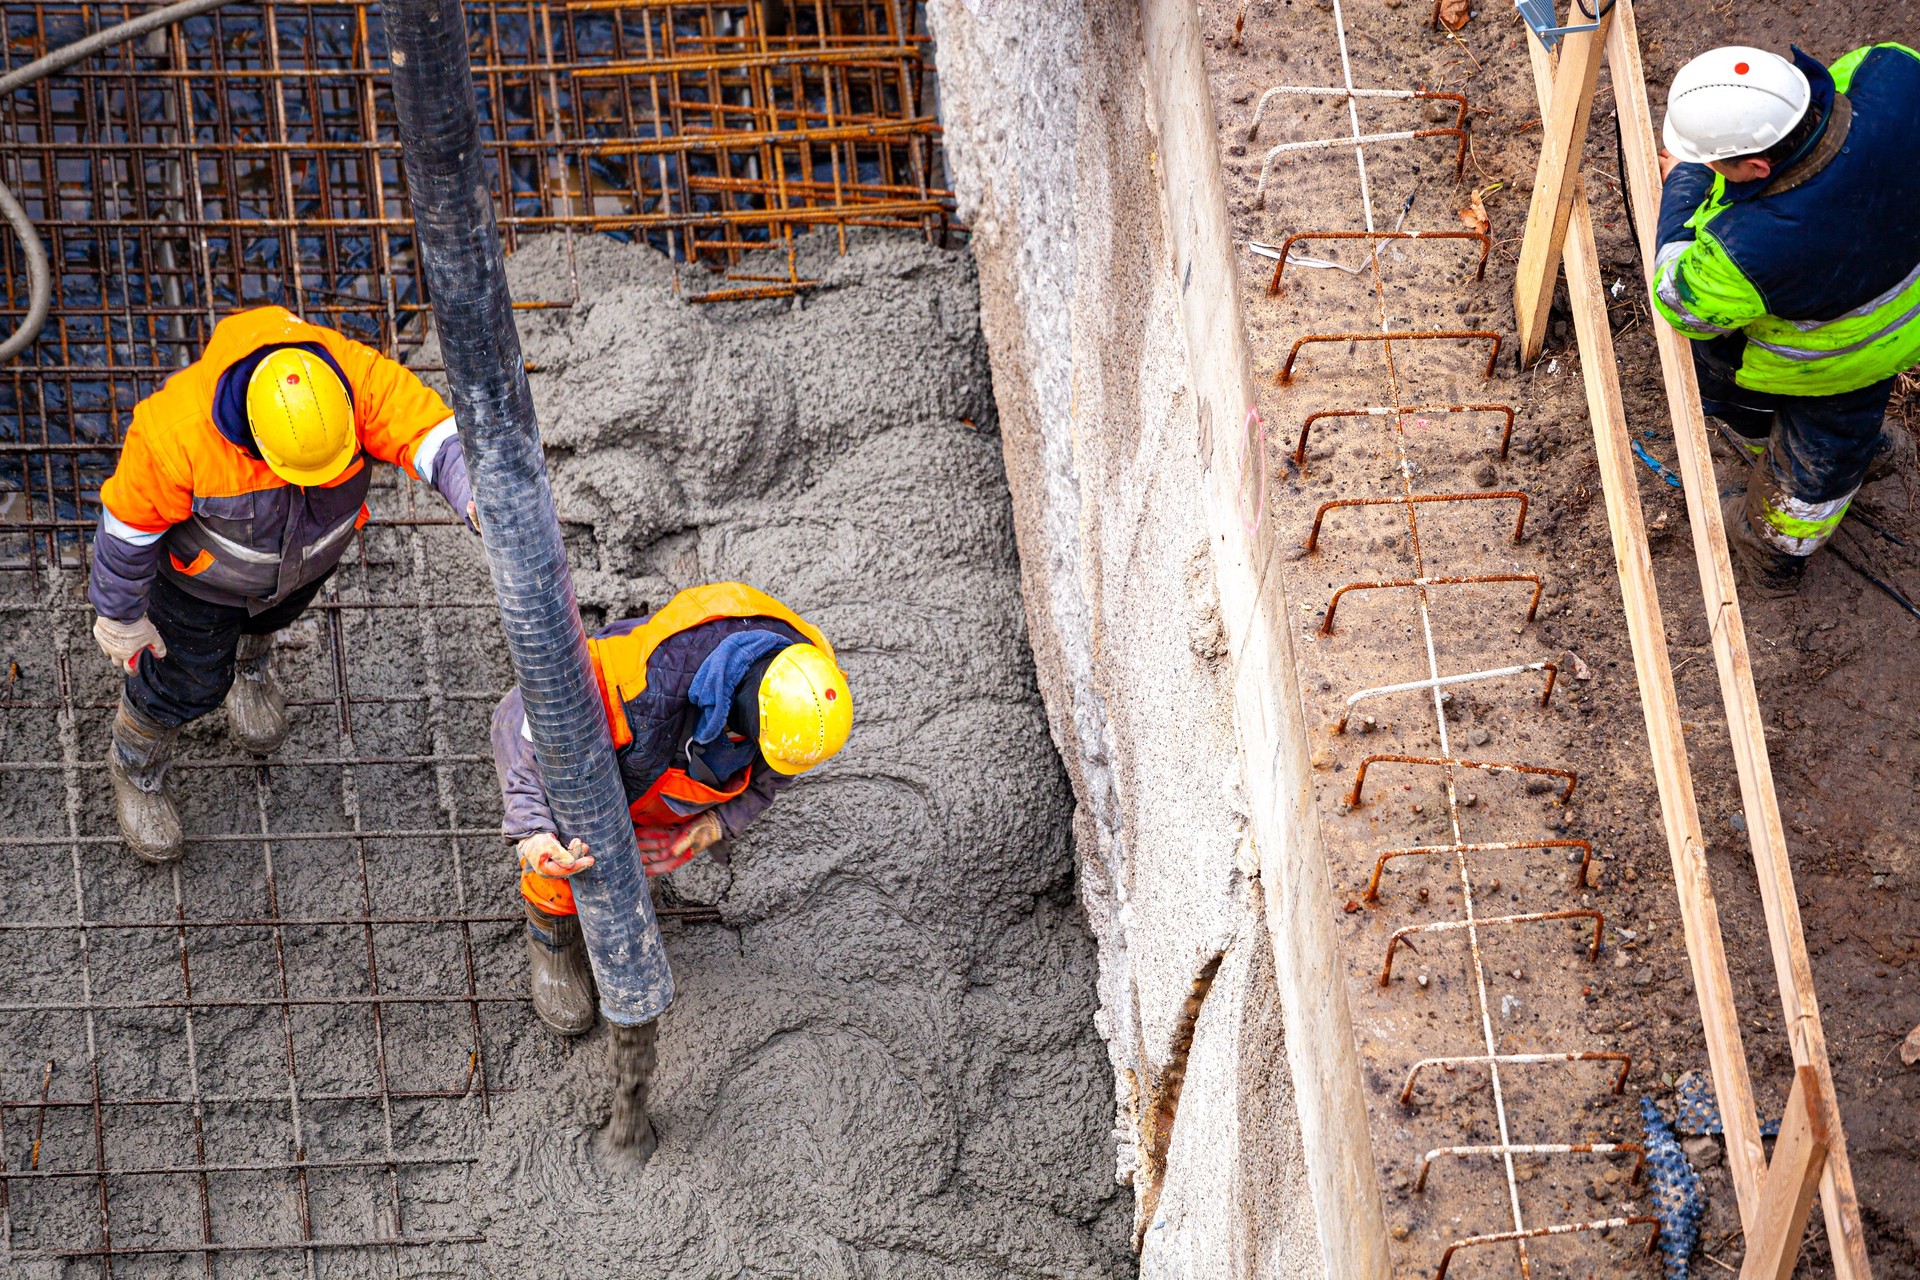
[
  {"x1": 1833, "y1": 41, "x2": 1920, "y2": 92},
  {"x1": 205, "y1": 305, "x2": 377, "y2": 372}
]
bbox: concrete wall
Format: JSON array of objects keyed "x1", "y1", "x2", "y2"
[{"x1": 925, "y1": 4, "x2": 1353, "y2": 1274}]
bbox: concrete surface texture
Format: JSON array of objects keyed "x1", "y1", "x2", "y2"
[
  {"x1": 0, "y1": 231, "x2": 1131, "y2": 1279},
  {"x1": 448, "y1": 231, "x2": 1134, "y2": 1276},
  {"x1": 927, "y1": 2, "x2": 1323, "y2": 1273}
]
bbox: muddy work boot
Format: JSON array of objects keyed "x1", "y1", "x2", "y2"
[
  {"x1": 110, "y1": 697, "x2": 184, "y2": 864},
  {"x1": 224, "y1": 632, "x2": 288, "y2": 756},
  {"x1": 525, "y1": 903, "x2": 597, "y2": 1036},
  {"x1": 1723, "y1": 494, "x2": 1808, "y2": 599},
  {"x1": 1864, "y1": 421, "x2": 1916, "y2": 486}
]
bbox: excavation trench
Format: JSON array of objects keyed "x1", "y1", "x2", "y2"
[{"x1": 0, "y1": 230, "x2": 1134, "y2": 1277}]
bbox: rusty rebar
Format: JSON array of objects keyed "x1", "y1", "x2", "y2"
[
  {"x1": 1254, "y1": 128, "x2": 1468, "y2": 207},
  {"x1": 1399, "y1": 1052, "x2": 1634, "y2": 1106},
  {"x1": 1380, "y1": 908, "x2": 1605, "y2": 985},
  {"x1": 1276, "y1": 329, "x2": 1502, "y2": 385},
  {"x1": 1292, "y1": 403, "x2": 1517, "y2": 465},
  {"x1": 1305, "y1": 491, "x2": 1529, "y2": 552},
  {"x1": 1320, "y1": 573, "x2": 1543, "y2": 635},
  {"x1": 1434, "y1": 1217, "x2": 1661, "y2": 1280},
  {"x1": 1269, "y1": 229, "x2": 1490, "y2": 295},
  {"x1": 1344, "y1": 753, "x2": 1577, "y2": 807},
  {"x1": 1414, "y1": 1141, "x2": 1645, "y2": 1194},
  {"x1": 1333, "y1": 661, "x2": 1557, "y2": 734},
  {"x1": 1364, "y1": 837, "x2": 1591, "y2": 902},
  {"x1": 1245, "y1": 85, "x2": 1469, "y2": 141}
]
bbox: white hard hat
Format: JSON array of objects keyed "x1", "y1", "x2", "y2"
[{"x1": 1663, "y1": 47, "x2": 1811, "y2": 164}]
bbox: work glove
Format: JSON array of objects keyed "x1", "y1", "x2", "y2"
[
  {"x1": 636, "y1": 813, "x2": 725, "y2": 876},
  {"x1": 93, "y1": 614, "x2": 166, "y2": 672},
  {"x1": 517, "y1": 832, "x2": 595, "y2": 878}
]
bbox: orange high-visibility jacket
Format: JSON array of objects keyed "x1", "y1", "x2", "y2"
[{"x1": 92, "y1": 307, "x2": 456, "y2": 616}]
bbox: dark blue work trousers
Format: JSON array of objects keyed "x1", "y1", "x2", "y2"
[
  {"x1": 125, "y1": 570, "x2": 331, "y2": 729},
  {"x1": 1693, "y1": 338, "x2": 1896, "y2": 505}
]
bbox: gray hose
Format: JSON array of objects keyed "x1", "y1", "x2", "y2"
[
  {"x1": 0, "y1": 0, "x2": 237, "y2": 362},
  {"x1": 0, "y1": 0, "x2": 233, "y2": 97},
  {"x1": 0, "y1": 179, "x2": 49, "y2": 364},
  {"x1": 387, "y1": 0, "x2": 674, "y2": 1026}
]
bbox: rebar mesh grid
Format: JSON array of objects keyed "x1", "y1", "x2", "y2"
[
  {"x1": 1239, "y1": 5, "x2": 1657, "y2": 1272},
  {"x1": 0, "y1": 480, "x2": 719, "y2": 1275},
  {"x1": 0, "y1": 1, "x2": 881, "y2": 1270},
  {"x1": 0, "y1": 0, "x2": 950, "y2": 561}
]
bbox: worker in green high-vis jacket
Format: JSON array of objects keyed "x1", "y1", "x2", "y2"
[{"x1": 1654, "y1": 42, "x2": 1920, "y2": 596}]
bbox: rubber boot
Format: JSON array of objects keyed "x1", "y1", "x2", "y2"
[
  {"x1": 525, "y1": 902, "x2": 597, "y2": 1036},
  {"x1": 110, "y1": 696, "x2": 185, "y2": 864},
  {"x1": 1864, "y1": 421, "x2": 1915, "y2": 487},
  {"x1": 1723, "y1": 494, "x2": 1807, "y2": 599},
  {"x1": 225, "y1": 632, "x2": 288, "y2": 756}
]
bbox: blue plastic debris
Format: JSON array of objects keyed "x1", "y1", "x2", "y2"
[
  {"x1": 1641, "y1": 1096, "x2": 1706, "y2": 1280},
  {"x1": 1673, "y1": 1070, "x2": 1782, "y2": 1138}
]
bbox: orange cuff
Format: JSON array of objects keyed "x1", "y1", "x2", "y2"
[{"x1": 519, "y1": 867, "x2": 576, "y2": 916}]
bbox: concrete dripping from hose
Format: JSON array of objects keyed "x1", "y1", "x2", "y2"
[{"x1": 605, "y1": 1021, "x2": 661, "y2": 1161}]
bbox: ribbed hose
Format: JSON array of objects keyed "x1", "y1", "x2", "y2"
[
  {"x1": 386, "y1": 0, "x2": 673, "y2": 1025},
  {"x1": 0, "y1": 0, "x2": 239, "y2": 363}
]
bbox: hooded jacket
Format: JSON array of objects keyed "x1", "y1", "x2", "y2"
[{"x1": 90, "y1": 306, "x2": 472, "y2": 619}]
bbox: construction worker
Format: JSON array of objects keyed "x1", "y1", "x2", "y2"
[
  {"x1": 89, "y1": 306, "x2": 475, "y2": 860},
  {"x1": 1654, "y1": 43, "x2": 1920, "y2": 595},
  {"x1": 491, "y1": 582, "x2": 853, "y2": 1034}
]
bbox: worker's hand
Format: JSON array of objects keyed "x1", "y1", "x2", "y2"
[
  {"x1": 1658, "y1": 148, "x2": 1680, "y2": 182},
  {"x1": 464, "y1": 499, "x2": 480, "y2": 535},
  {"x1": 518, "y1": 832, "x2": 594, "y2": 878},
  {"x1": 669, "y1": 813, "x2": 724, "y2": 860},
  {"x1": 93, "y1": 614, "x2": 165, "y2": 672}
]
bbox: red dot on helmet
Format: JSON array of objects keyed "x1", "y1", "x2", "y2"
[
  {"x1": 1735, "y1": 61, "x2": 1749, "y2": 74},
  {"x1": 287, "y1": 373, "x2": 301, "y2": 384},
  {"x1": 825, "y1": 688, "x2": 837, "y2": 701}
]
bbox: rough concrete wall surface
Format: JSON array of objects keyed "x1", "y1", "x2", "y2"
[
  {"x1": 926, "y1": 4, "x2": 1319, "y2": 1272},
  {"x1": 442, "y1": 231, "x2": 1133, "y2": 1275}
]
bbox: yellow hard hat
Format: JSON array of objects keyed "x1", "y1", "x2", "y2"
[
  {"x1": 757, "y1": 643, "x2": 852, "y2": 776},
  {"x1": 247, "y1": 348, "x2": 356, "y2": 485}
]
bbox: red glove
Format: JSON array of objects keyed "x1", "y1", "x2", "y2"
[{"x1": 637, "y1": 813, "x2": 724, "y2": 876}]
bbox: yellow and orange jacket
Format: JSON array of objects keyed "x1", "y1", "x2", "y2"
[
  {"x1": 90, "y1": 306, "x2": 468, "y2": 618},
  {"x1": 490, "y1": 585, "x2": 832, "y2": 894}
]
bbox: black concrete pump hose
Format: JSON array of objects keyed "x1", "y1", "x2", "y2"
[
  {"x1": 385, "y1": 0, "x2": 675, "y2": 1066},
  {"x1": 0, "y1": 0, "x2": 241, "y2": 362}
]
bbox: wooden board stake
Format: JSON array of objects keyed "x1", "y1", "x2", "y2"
[
  {"x1": 1512, "y1": 9, "x2": 1614, "y2": 365},
  {"x1": 1520, "y1": 28, "x2": 1770, "y2": 1235},
  {"x1": 1738, "y1": 1067, "x2": 1831, "y2": 1280},
  {"x1": 1604, "y1": 2, "x2": 1872, "y2": 1273}
]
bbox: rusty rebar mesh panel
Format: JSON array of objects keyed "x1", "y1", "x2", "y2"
[
  {"x1": 0, "y1": 1, "x2": 902, "y2": 1270},
  {"x1": 0, "y1": 0, "x2": 950, "y2": 559}
]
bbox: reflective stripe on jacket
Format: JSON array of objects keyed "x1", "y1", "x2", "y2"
[
  {"x1": 91, "y1": 306, "x2": 455, "y2": 616},
  {"x1": 1651, "y1": 44, "x2": 1920, "y2": 396}
]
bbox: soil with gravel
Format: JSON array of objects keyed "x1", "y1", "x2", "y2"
[{"x1": 1203, "y1": 0, "x2": 1919, "y2": 1274}]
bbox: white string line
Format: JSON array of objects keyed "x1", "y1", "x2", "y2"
[{"x1": 1325, "y1": 0, "x2": 1529, "y2": 1256}]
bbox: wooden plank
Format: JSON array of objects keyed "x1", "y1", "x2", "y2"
[
  {"x1": 1512, "y1": 9, "x2": 1614, "y2": 365},
  {"x1": 1604, "y1": 4, "x2": 1873, "y2": 1273},
  {"x1": 1137, "y1": 0, "x2": 1393, "y2": 1274},
  {"x1": 1738, "y1": 1067, "x2": 1831, "y2": 1280},
  {"x1": 1521, "y1": 33, "x2": 1768, "y2": 1233}
]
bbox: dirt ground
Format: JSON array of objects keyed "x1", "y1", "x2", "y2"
[{"x1": 1202, "y1": 0, "x2": 1918, "y2": 1275}]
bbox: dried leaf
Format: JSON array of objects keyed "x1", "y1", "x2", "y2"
[
  {"x1": 1902, "y1": 1022, "x2": 1920, "y2": 1066},
  {"x1": 1436, "y1": 0, "x2": 1472, "y2": 32},
  {"x1": 1457, "y1": 185, "x2": 1490, "y2": 235}
]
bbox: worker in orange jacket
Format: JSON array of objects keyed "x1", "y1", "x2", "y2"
[
  {"x1": 491, "y1": 583, "x2": 853, "y2": 1034},
  {"x1": 90, "y1": 306, "x2": 475, "y2": 863}
]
